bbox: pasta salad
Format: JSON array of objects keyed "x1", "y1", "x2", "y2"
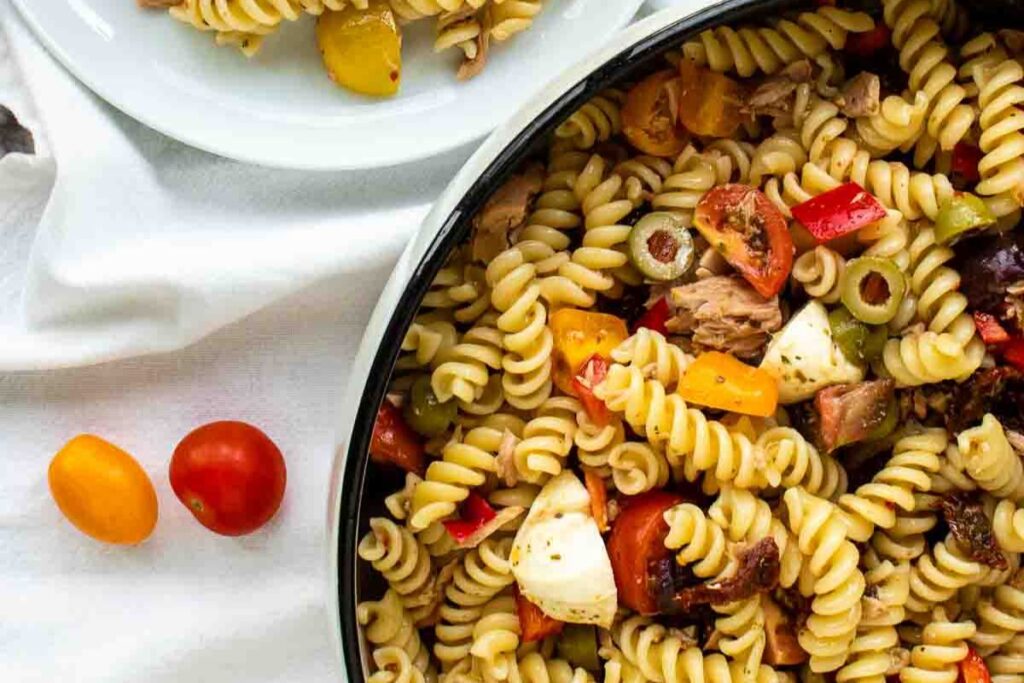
[{"x1": 358, "y1": 3, "x2": 1024, "y2": 683}]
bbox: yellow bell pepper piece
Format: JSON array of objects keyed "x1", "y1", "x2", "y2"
[
  {"x1": 550, "y1": 309, "x2": 629, "y2": 396},
  {"x1": 679, "y1": 351, "x2": 779, "y2": 418}
]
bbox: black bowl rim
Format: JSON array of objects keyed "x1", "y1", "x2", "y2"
[{"x1": 334, "y1": 0, "x2": 805, "y2": 679}]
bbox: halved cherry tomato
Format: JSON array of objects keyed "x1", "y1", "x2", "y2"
[
  {"x1": 975, "y1": 312, "x2": 1011, "y2": 346},
  {"x1": 573, "y1": 355, "x2": 612, "y2": 428},
  {"x1": 371, "y1": 402, "x2": 425, "y2": 475},
  {"x1": 583, "y1": 468, "x2": 609, "y2": 532},
  {"x1": 515, "y1": 585, "x2": 565, "y2": 642},
  {"x1": 1003, "y1": 338, "x2": 1024, "y2": 373},
  {"x1": 622, "y1": 70, "x2": 688, "y2": 157},
  {"x1": 606, "y1": 491, "x2": 685, "y2": 615},
  {"x1": 632, "y1": 297, "x2": 671, "y2": 335},
  {"x1": 679, "y1": 351, "x2": 779, "y2": 417},
  {"x1": 845, "y1": 24, "x2": 890, "y2": 58},
  {"x1": 551, "y1": 309, "x2": 628, "y2": 396},
  {"x1": 694, "y1": 184, "x2": 794, "y2": 298},
  {"x1": 959, "y1": 648, "x2": 991, "y2": 683},
  {"x1": 677, "y1": 58, "x2": 745, "y2": 138}
]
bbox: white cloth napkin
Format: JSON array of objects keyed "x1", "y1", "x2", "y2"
[{"x1": 0, "y1": 2, "x2": 477, "y2": 372}]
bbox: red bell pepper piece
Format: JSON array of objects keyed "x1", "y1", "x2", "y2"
[
  {"x1": 975, "y1": 312, "x2": 1011, "y2": 346},
  {"x1": 370, "y1": 402, "x2": 426, "y2": 475},
  {"x1": 442, "y1": 493, "x2": 497, "y2": 544},
  {"x1": 791, "y1": 182, "x2": 888, "y2": 244},
  {"x1": 573, "y1": 355, "x2": 612, "y2": 428},
  {"x1": 1003, "y1": 339, "x2": 1024, "y2": 373},
  {"x1": 959, "y1": 648, "x2": 991, "y2": 683},
  {"x1": 514, "y1": 586, "x2": 564, "y2": 642},
  {"x1": 632, "y1": 297, "x2": 671, "y2": 335},
  {"x1": 845, "y1": 24, "x2": 891, "y2": 57},
  {"x1": 952, "y1": 143, "x2": 983, "y2": 184}
]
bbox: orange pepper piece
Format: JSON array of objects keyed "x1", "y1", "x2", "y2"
[
  {"x1": 550, "y1": 309, "x2": 628, "y2": 396},
  {"x1": 679, "y1": 352, "x2": 779, "y2": 418}
]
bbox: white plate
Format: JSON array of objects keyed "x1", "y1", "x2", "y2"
[{"x1": 13, "y1": 0, "x2": 643, "y2": 170}]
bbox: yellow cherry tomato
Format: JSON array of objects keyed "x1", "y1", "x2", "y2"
[
  {"x1": 550, "y1": 309, "x2": 629, "y2": 396},
  {"x1": 48, "y1": 435, "x2": 158, "y2": 545},
  {"x1": 316, "y1": 1, "x2": 402, "y2": 97},
  {"x1": 679, "y1": 352, "x2": 779, "y2": 418}
]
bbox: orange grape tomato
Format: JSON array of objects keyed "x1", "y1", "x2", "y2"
[
  {"x1": 677, "y1": 58, "x2": 746, "y2": 138},
  {"x1": 48, "y1": 434, "x2": 158, "y2": 545},
  {"x1": 550, "y1": 309, "x2": 629, "y2": 395},
  {"x1": 316, "y1": 1, "x2": 402, "y2": 97},
  {"x1": 694, "y1": 184, "x2": 794, "y2": 298},
  {"x1": 621, "y1": 70, "x2": 689, "y2": 157},
  {"x1": 679, "y1": 351, "x2": 779, "y2": 417}
]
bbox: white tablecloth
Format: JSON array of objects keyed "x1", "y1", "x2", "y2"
[{"x1": 0, "y1": 1, "x2": 675, "y2": 681}]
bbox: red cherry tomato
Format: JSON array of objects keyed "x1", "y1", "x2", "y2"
[
  {"x1": 959, "y1": 648, "x2": 991, "y2": 683},
  {"x1": 632, "y1": 298, "x2": 671, "y2": 336},
  {"x1": 170, "y1": 421, "x2": 286, "y2": 536},
  {"x1": 606, "y1": 491, "x2": 685, "y2": 614},
  {"x1": 622, "y1": 70, "x2": 688, "y2": 157},
  {"x1": 694, "y1": 184, "x2": 794, "y2": 298},
  {"x1": 370, "y1": 402, "x2": 425, "y2": 475},
  {"x1": 514, "y1": 586, "x2": 564, "y2": 642},
  {"x1": 974, "y1": 312, "x2": 1011, "y2": 346}
]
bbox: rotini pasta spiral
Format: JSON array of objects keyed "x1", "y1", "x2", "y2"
[
  {"x1": 386, "y1": 472, "x2": 423, "y2": 521},
  {"x1": 612, "y1": 615, "x2": 781, "y2": 683},
  {"x1": 607, "y1": 328, "x2": 692, "y2": 389},
  {"x1": 974, "y1": 60, "x2": 1024, "y2": 202},
  {"x1": 882, "y1": 0, "x2": 974, "y2": 168},
  {"x1": 681, "y1": 6, "x2": 875, "y2": 78},
  {"x1": 992, "y1": 499, "x2": 1024, "y2": 553},
  {"x1": 596, "y1": 365, "x2": 765, "y2": 489},
  {"x1": 400, "y1": 318, "x2": 459, "y2": 371},
  {"x1": 989, "y1": 634, "x2": 1024, "y2": 683},
  {"x1": 791, "y1": 84, "x2": 850, "y2": 162},
  {"x1": 511, "y1": 396, "x2": 579, "y2": 483},
  {"x1": 369, "y1": 645, "x2": 428, "y2": 683},
  {"x1": 517, "y1": 653, "x2": 594, "y2": 683},
  {"x1": 871, "y1": 492, "x2": 941, "y2": 564},
  {"x1": 854, "y1": 91, "x2": 929, "y2": 157},
  {"x1": 487, "y1": 242, "x2": 559, "y2": 410},
  {"x1": 906, "y1": 225, "x2": 983, "y2": 347},
  {"x1": 432, "y1": 321, "x2": 504, "y2": 404},
  {"x1": 835, "y1": 427, "x2": 945, "y2": 542},
  {"x1": 608, "y1": 441, "x2": 671, "y2": 496},
  {"x1": 575, "y1": 411, "x2": 625, "y2": 478},
  {"x1": 792, "y1": 246, "x2": 846, "y2": 304},
  {"x1": 469, "y1": 595, "x2": 521, "y2": 682},
  {"x1": 663, "y1": 502, "x2": 732, "y2": 579},
  {"x1": 434, "y1": 538, "x2": 515, "y2": 669},
  {"x1": 958, "y1": 414, "x2": 1024, "y2": 502},
  {"x1": 751, "y1": 133, "x2": 809, "y2": 187},
  {"x1": 973, "y1": 581, "x2": 1024, "y2": 656},
  {"x1": 652, "y1": 146, "x2": 730, "y2": 223},
  {"x1": 709, "y1": 486, "x2": 802, "y2": 588},
  {"x1": 899, "y1": 608, "x2": 976, "y2": 683},
  {"x1": 517, "y1": 151, "x2": 586, "y2": 253},
  {"x1": 713, "y1": 596, "x2": 767, "y2": 680},
  {"x1": 836, "y1": 556, "x2": 909, "y2": 683},
  {"x1": 359, "y1": 518, "x2": 438, "y2": 623},
  {"x1": 784, "y1": 487, "x2": 866, "y2": 673},
  {"x1": 756, "y1": 427, "x2": 848, "y2": 500},
  {"x1": 541, "y1": 155, "x2": 637, "y2": 307},
  {"x1": 616, "y1": 155, "x2": 675, "y2": 204},
  {"x1": 906, "y1": 535, "x2": 983, "y2": 615},
  {"x1": 409, "y1": 424, "x2": 503, "y2": 531},
  {"x1": 555, "y1": 91, "x2": 623, "y2": 151},
  {"x1": 390, "y1": 0, "x2": 481, "y2": 21},
  {"x1": 881, "y1": 327, "x2": 984, "y2": 387},
  {"x1": 488, "y1": 0, "x2": 542, "y2": 42},
  {"x1": 358, "y1": 590, "x2": 436, "y2": 681}
]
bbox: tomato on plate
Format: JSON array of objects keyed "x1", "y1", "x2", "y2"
[
  {"x1": 170, "y1": 421, "x2": 286, "y2": 537},
  {"x1": 49, "y1": 434, "x2": 158, "y2": 545},
  {"x1": 694, "y1": 184, "x2": 794, "y2": 298},
  {"x1": 371, "y1": 401, "x2": 426, "y2": 475},
  {"x1": 622, "y1": 70, "x2": 688, "y2": 157},
  {"x1": 606, "y1": 490, "x2": 685, "y2": 614},
  {"x1": 959, "y1": 648, "x2": 991, "y2": 683}
]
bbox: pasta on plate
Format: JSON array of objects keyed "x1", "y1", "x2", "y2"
[
  {"x1": 141, "y1": 0, "x2": 544, "y2": 97},
  {"x1": 358, "y1": 3, "x2": 1024, "y2": 683}
]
